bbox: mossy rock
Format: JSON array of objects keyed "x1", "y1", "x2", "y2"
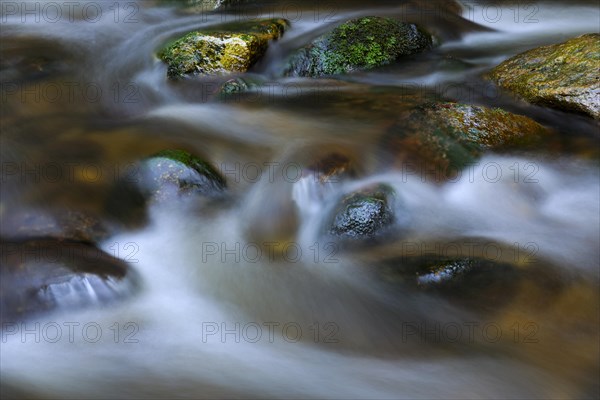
[
  {"x1": 158, "y1": 18, "x2": 288, "y2": 78},
  {"x1": 137, "y1": 149, "x2": 226, "y2": 198},
  {"x1": 285, "y1": 16, "x2": 433, "y2": 77},
  {"x1": 106, "y1": 150, "x2": 225, "y2": 225},
  {"x1": 329, "y1": 184, "x2": 396, "y2": 240},
  {"x1": 381, "y1": 102, "x2": 552, "y2": 181},
  {"x1": 489, "y1": 33, "x2": 600, "y2": 119},
  {"x1": 0, "y1": 239, "x2": 137, "y2": 323}
]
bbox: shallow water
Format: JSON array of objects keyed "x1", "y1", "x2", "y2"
[{"x1": 1, "y1": 1, "x2": 599, "y2": 398}]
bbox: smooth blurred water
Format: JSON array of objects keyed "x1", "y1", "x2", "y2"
[{"x1": 1, "y1": 1, "x2": 599, "y2": 398}]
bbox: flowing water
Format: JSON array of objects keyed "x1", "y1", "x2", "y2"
[{"x1": 1, "y1": 0, "x2": 599, "y2": 398}]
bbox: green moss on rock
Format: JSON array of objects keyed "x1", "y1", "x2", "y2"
[
  {"x1": 285, "y1": 16, "x2": 433, "y2": 77},
  {"x1": 141, "y1": 149, "x2": 226, "y2": 195},
  {"x1": 489, "y1": 33, "x2": 600, "y2": 119},
  {"x1": 159, "y1": 18, "x2": 288, "y2": 78},
  {"x1": 382, "y1": 102, "x2": 552, "y2": 181},
  {"x1": 106, "y1": 149, "x2": 225, "y2": 225}
]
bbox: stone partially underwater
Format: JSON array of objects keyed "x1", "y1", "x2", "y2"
[
  {"x1": 285, "y1": 16, "x2": 433, "y2": 77},
  {"x1": 381, "y1": 102, "x2": 554, "y2": 182},
  {"x1": 0, "y1": 239, "x2": 137, "y2": 323},
  {"x1": 159, "y1": 19, "x2": 288, "y2": 78},
  {"x1": 489, "y1": 33, "x2": 600, "y2": 119}
]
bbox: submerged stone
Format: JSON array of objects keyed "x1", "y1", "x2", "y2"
[
  {"x1": 489, "y1": 33, "x2": 600, "y2": 119},
  {"x1": 285, "y1": 16, "x2": 433, "y2": 77},
  {"x1": 0, "y1": 239, "x2": 137, "y2": 323},
  {"x1": 378, "y1": 255, "x2": 522, "y2": 307},
  {"x1": 220, "y1": 77, "x2": 250, "y2": 94},
  {"x1": 381, "y1": 102, "x2": 552, "y2": 181},
  {"x1": 0, "y1": 208, "x2": 114, "y2": 244},
  {"x1": 329, "y1": 184, "x2": 396, "y2": 240},
  {"x1": 158, "y1": 18, "x2": 288, "y2": 78},
  {"x1": 416, "y1": 258, "x2": 474, "y2": 286},
  {"x1": 304, "y1": 153, "x2": 355, "y2": 184}
]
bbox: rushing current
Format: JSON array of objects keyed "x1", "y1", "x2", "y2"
[{"x1": 1, "y1": 0, "x2": 599, "y2": 398}]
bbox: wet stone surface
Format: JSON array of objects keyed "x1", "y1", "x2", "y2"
[{"x1": 0, "y1": 239, "x2": 138, "y2": 323}]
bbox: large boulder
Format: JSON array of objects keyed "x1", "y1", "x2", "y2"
[
  {"x1": 159, "y1": 19, "x2": 288, "y2": 78},
  {"x1": 489, "y1": 33, "x2": 600, "y2": 119},
  {"x1": 285, "y1": 16, "x2": 433, "y2": 77}
]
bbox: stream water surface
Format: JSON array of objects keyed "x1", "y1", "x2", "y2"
[{"x1": 1, "y1": 0, "x2": 599, "y2": 398}]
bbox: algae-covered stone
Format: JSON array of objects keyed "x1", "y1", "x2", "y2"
[
  {"x1": 382, "y1": 102, "x2": 552, "y2": 181},
  {"x1": 285, "y1": 16, "x2": 433, "y2": 77},
  {"x1": 489, "y1": 33, "x2": 600, "y2": 119},
  {"x1": 159, "y1": 18, "x2": 288, "y2": 78},
  {"x1": 329, "y1": 184, "x2": 396, "y2": 240}
]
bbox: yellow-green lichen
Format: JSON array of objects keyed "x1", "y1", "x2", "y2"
[
  {"x1": 159, "y1": 18, "x2": 288, "y2": 78},
  {"x1": 488, "y1": 33, "x2": 600, "y2": 119}
]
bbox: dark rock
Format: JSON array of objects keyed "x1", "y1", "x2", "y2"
[
  {"x1": 0, "y1": 239, "x2": 137, "y2": 323},
  {"x1": 329, "y1": 184, "x2": 396, "y2": 240},
  {"x1": 377, "y1": 255, "x2": 523, "y2": 311},
  {"x1": 0, "y1": 208, "x2": 115, "y2": 244}
]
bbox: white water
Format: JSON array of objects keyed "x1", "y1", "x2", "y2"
[{"x1": 2, "y1": 154, "x2": 598, "y2": 398}]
